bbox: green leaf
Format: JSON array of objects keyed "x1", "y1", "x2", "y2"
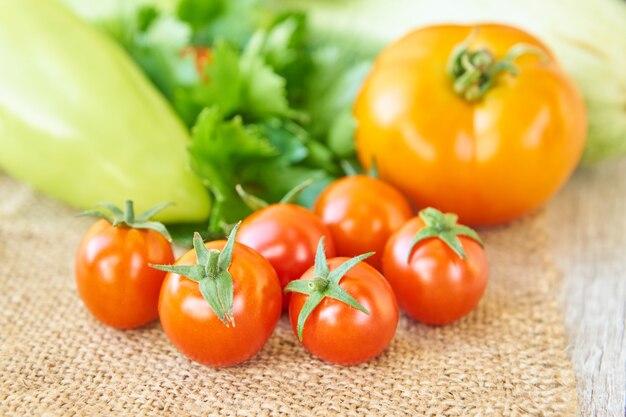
[
  {"x1": 175, "y1": 40, "x2": 242, "y2": 124},
  {"x1": 215, "y1": 269, "x2": 235, "y2": 326},
  {"x1": 199, "y1": 277, "x2": 231, "y2": 326},
  {"x1": 407, "y1": 227, "x2": 440, "y2": 263},
  {"x1": 235, "y1": 184, "x2": 269, "y2": 211},
  {"x1": 149, "y1": 264, "x2": 206, "y2": 281},
  {"x1": 167, "y1": 222, "x2": 211, "y2": 247},
  {"x1": 440, "y1": 231, "x2": 467, "y2": 260},
  {"x1": 136, "y1": 201, "x2": 174, "y2": 222},
  {"x1": 284, "y1": 279, "x2": 313, "y2": 296},
  {"x1": 327, "y1": 252, "x2": 374, "y2": 284},
  {"x1": 325, "y1": 284, "x2": 369, "y2": 315},
  {"x1": 327, "y1": 108, "x2": 357, "y2": 158},
  {"x1": 176, "y1": 0, "x2": 224, "y2": 32},
  {"x1": 192, "y1": 232, "x2": 210, "y2": 265},
  {"x1": 188, "y1": 107, "x2": 277, "y2": 223},
  {"x1": 452, "y1": 225, "x2": 484, "y2": 246},
  {"x1": 95, "y1": 202, "x2": 124, "y2": 218},
  {"x1": 248, "y1": 13, "x2": 311, "y2": 100},
  {"x1": 444, "y1": 212, "x2": 459, "y2": 225},
  {"x1": 79, "y1": 201, "x2": 172, "y2": 241},
  {"x1": 133, "y1": 221, "x2": 172, "y2": 242},
  {"x1": 304, "y1": 140, "x2": 338, "y2": 175},
  {"x1": 136, "y1": 6, "x2": 160, "y2": 32},
  {"x1": 295, "y1": 291, "x2": 324, "y2": 341},
  {"x1": 240, "y1": 47, "x2": 293, "y2": 120},
  {"x1": 129, "y1": 15, "x2": 195, "y2": 101},
  {"x1": 412, "y1": 207, "x2": 483, "y2": 260},
  {"x1": 304, "y1": 46, "x2": 372, "y2": 141},
  {"x1": 313, "y1": 237, "x2": 330, "y2": 278},
  {"x1": 258, "y1": 119, "x2": 308, "y2": 165},
  {"x1": 75, "y1": 210, "x2": 113, "y2": 223},
  {"x1": 279, "y1": 178, "x2": 313, "y2": 204},
  {"x1": 218, "y1": 221, "x2": 240, "y2": 271}
]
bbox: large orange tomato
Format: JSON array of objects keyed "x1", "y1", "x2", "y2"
[{"x1": 354, "y1": 24, "x2": 586, "y2": 226}]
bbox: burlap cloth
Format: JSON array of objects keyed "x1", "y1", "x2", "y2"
[{"x1": 0, "y1": 173, "x2": 577, "y2": 416}]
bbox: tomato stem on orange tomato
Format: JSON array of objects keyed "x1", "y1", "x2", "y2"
[
  {"x1": 76, "y1": 200, "x2": 173, "y2": 241},
  {"x1": 285, "y1": 237, "x2": 372, "y2": 341},
  {"x1": 150, "y1": 222, "x2": 243, "y2": 327},
  {"x1": 448, "y1": 29, "x2": 547, "y2": 102},
  {"x1": 407, "y1": 208, "x2": 483, "y2": 262}
]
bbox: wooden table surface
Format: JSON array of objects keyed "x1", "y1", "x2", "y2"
[{"x1": 547, "y1": 158, "x2": 626, "y2": 416}]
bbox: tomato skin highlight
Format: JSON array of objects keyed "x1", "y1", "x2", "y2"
[
  {"x1": 75, "y1": 219, "x2": 174, "y2": 329},
  {"x1": 236, "y1": 204, "x2": 335, "y2": 310},
  {"x1": 313, "y1": 175, "x2": 413, "y2": 271},
  {"x1": 158, "y1": 240, "x2": 281, "y2": 367},
  {"x1": 289, "y1": 258, "x2": 398, "y2": 365},
  {"x1": 383, "y1": 217, "x2": 488, "y2": 325},
  {"x1": 355, "y1": 24, "x2": 586, "y2": 226}
]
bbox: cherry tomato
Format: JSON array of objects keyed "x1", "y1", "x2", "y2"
[
  {"x1": 75, "y1": 202, "x2": 174, "y2": 329},
  {"x1": 157, "y1": 227, "x2": 282, "y2": 367},
  {"x1": 286, "y1": 241, "x2": 398, "y2": 365},
  {"x1": 383, "y1": 208, "x2": 488, "y2": 325},
  {"x1": 237, "y1": 203, "x2": 335, "y2": 310},
  {"x1": 313, "y1": 175, "x2": 412, "y2": 271},
  {"x1": 355, "y1": 24, "x2": 586, "y2": 225}
]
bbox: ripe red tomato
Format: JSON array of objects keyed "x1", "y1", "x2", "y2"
[
  {"x1": 313, "y1": 175, "x2": 412, "y2": 271},
  {"x1": 383, "y1": 208, "x2": 488, "y2": 325},
  {"x1": 75, "y1": 202, "x2": 174, "y2": 329},
  {"x1": 156, "y1": 227, "x2": 282, "y2": 367},
  {"x1": 236, "y1": 203, "x2": 335, "y2": 310},
  {"x1": 286, "y1": 240, "x2": 398, "y2": 365}
]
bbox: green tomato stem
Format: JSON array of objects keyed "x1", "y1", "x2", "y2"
[{"x1": 448, "y1": 29, "x2": 547, "y2": 102}]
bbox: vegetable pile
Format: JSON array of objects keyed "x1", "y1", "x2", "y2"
[
  {"x1": 76, "y1": 177, "x2": 486, "y2": 366},
  {"x1": 2, "y1": 0, "x2": 618, "y2": 367},
  {"x1": 67, "y1": 0, "x2": 375, "y2": 231}
]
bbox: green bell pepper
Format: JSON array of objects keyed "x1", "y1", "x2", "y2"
[{"x1": 0, "y1": 0, "x2": 210, "y2": 223}]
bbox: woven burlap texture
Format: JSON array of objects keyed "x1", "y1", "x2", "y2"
[{"x1": 0, "y1": 174, "x2": 576, "y2": 416}]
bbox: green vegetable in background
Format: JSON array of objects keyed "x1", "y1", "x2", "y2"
[
  {"x1": 0, "y1": 0, "x2": 210, "y2": 223},
  {"x1": 62, "y1": 0, "x2": 375, "y2": 231},
  {"x1": 285, "y1": 0, "x2": 626, "y2": 165}
]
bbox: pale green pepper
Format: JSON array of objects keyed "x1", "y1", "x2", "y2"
[{"x1": 0, "y1": 0, "x2": 210, "y2": 223}]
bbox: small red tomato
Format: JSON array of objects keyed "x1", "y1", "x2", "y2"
[
  {"x1": 314, "y1": 175, "x2": 413, "y2": 271},
  {"x1": 237, "y1": 203, "x2": 335, "y2": 310},
  {"x1": 383, "y1": 208, "x2": 488, "y2": 325},
  {"x1": 75, "y1": 201, "x2": 174, "y2": 329},
  {"x1": 153, "y1": 224, "x2": 282, "y2": 367},
  {"x1": 286, "y1": 238, "x2": 398, "y2": 365}
]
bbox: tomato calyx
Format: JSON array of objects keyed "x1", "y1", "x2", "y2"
[
  {"x1": 77, "y1": 200, "x2": 172, "y2": 241},
  {"x1": 235, "y1": 178, "x2": 314, "y2": 211},
  {"x1": 285, "y1": 237, "x2": 373, "y2": 341},
  {"x1": 448, "y1": 29, "x2": 547, "y2": 102},
  {"x1": 408, "y1": 208, "x2": 483, "y2": 261},
  {"x1": 151, "y1": 222, "x2": 242, "y2": 327}
]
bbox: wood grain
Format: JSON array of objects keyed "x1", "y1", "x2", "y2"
[{"x1": 547, "y1": 158, "x2": 626, "y2": 417}]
